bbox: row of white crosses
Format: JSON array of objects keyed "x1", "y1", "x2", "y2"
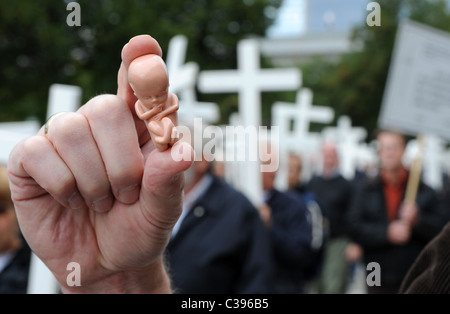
[
  {"x1": 272, "y1": 88, "x2": 335, "y2": 189},
  {"x1": 170, "y1": 35, "x2": 449, "y2": 195},
  {"x1": 197, "y1": 38, "x2": 301, "y2": 205},
  {"x1": 166, "y1": 35, "x2": 220, "y2": 124}
]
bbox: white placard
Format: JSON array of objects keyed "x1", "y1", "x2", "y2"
[{"x1": 379, "y1": 20, "x2": 450, "y2": 140}]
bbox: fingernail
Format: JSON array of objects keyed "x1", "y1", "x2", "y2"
[
  {"x1": 118, "y1": 184, "x2": 140, "y2": 204},
  {"x1": 91, "y1": 196, "x2": 112, "y2": 213},
  {"x1": 69, "y1": 192, "x2": 85, "y2": 210}
]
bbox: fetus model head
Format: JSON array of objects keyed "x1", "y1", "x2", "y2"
[{"x1": 128, "y1": 54, "x2": 169, "y2": 111}]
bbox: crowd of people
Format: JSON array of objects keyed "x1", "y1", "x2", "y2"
[
  {"x1": 2, "y1": 35, "x2": 450, "y2": 294},
  {"x1": 2, "y1": 128, "x2": 449, "y2": 294}
]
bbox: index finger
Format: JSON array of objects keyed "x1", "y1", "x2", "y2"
[{"x1": 117, "y1": 35, "x2": 163, "y2": 111}]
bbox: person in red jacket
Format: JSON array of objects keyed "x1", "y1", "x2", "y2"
[{"x1": 347, "y1": 130, "x2": 446, "y2": 294}]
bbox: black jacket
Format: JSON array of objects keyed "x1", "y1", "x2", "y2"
[
  {"x1": 0, "y1": 242, "x2": 31, "y2": 294},
  {"x1": 307, "y1": 174, "x2": 352, "y2": 238},
  {"x1": 166, "y1": 176, "x2": 273, "y2": 294},
  {"x1": 266, "y1": 189, "x2": 314, "y2": 285},
  {"x1": 347, "y1": 176, "x2": 446, "y2": 287}
]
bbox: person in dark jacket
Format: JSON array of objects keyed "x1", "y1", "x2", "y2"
[
  {"x1": 165, "y1": 125, "x2": 273, "y2": 294},
  {"x1": 347, "y1": 130, "x2": 446, "y2": 294},
  {"x1": 306, "y1": 142, "x2": 354, "y2": 294},
  {"x1": 257, "y1": 146, "x2": 314, "y2": 293},
  {"x1": 0, "y1": 164, "x2": 31, "y2": 294},
  {"x1": 286, "y1": 153, "x2": 326, "y2": 286}
]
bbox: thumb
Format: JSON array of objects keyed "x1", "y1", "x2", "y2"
[
  {"x1": 139, "y1": 141, "x2": 194, "y2": 230},
  {"x1": 117, "y1": 35, "x2": 163, "y2": 112}
]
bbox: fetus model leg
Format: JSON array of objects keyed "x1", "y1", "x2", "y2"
[{"x1": 128, "y1": 54, "x2": 179, "y2": 151}]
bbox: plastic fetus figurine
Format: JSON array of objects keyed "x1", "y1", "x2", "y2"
[{"x1": 128, "y1": 54, "x2": 179, "y2": 151}]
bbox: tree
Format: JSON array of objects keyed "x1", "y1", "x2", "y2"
[
  {"x1": 0, "y1": 0, "x2": 281, "y2": 123},
  {"x1": 300, "y1": 0, "x2": 450, "y2": 137}
]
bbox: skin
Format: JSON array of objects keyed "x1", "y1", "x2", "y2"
[
  {"x1": 128, "y1": 55, "x2": 179, "y2": 152},
  {"x1": 7, "y1": 35, "x2": 193, "y2": 293},
  {"x1": 287, "y1": 153, "x2": 302, "y2": 189},
  {"x1": 322, "y1": 142, "x2": 339, "y2": 177},
  {"x1": 377, "y1": 131, "x2": 418, "y2": 245},
  {"x1": 258, "y1": 144, "x2": 278, "y2": 228}
]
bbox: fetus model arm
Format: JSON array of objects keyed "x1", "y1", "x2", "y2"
[{"x1": 128, "y1": 54, "x2": 179, "y2": 151}]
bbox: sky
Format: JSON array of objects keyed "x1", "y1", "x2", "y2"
[{"x1": 267, "y1": 0, "x2": 371, "y2": 38}]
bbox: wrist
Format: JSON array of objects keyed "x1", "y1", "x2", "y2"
[{"x1": 61, "y1": 257, "x2": 172, "y2": 294}]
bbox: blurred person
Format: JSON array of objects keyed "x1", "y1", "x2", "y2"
[
  {"x1": 287, "y1": 152, "x2": 303, "y2": 191},
  {"x1": 306, "y1": 142, "x2": 353, "y2": 294},
  {"x1": 347, "y1": 130, "x2": 446, "y2": 294},
  {"x1": 211, "y1": 160, "x2": 225, "y2": 179},
  {"x1": 0, "y1": 164, "x2": 31, "y2": 294},
  {"x1": 165, "y1": 124, "x2": 273, "y2": 293},
  {"x1": 258, "y1": 145, "x2": 314, "y2": 293},
  {"x1": 286, "y1": 153, "x2": 326, "y2": 289}
]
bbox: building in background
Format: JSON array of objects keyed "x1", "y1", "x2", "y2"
[{"x1": 263, "y1": 0, "x2": 368, "y2": 65}]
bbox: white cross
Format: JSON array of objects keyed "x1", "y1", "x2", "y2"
[
  {"x1": 272, "y1": 88, "x2": 334, "y2": 140},
  {"x1": 166, "y1": 35, "x2": 219, "y2": 124},
  {"x1": 198, "y1": 38, "x2": 301, "y2": 127},
  {"x1": 198, "y1": 39, "x2": 301, "y2": 205},
  {"x1": 46, "y1": 84, "x2": 82, "y2": 119},
  {"x1": 406, "y1": 135, "x2": 446, "y2": 190},
  {"x1": 423, "y1": 135, "x2": 445, "y2": 191},
  {"x1": 322, "y1": 116, "x2": 367, "y2": 179},
  {"x1": 272, "y1": 88, "x2": 335, "y2": 189}
]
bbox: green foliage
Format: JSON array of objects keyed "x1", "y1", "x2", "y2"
[
  {"x1": 301, "y1": 0, "x2": 450, "y2": 139},
  {"x1": 0, "y1": 0, "x2": 280, "y2": 123}
]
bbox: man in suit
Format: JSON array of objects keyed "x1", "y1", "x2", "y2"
[
  {"x1": 165, "y1": 124, "x2": 273, "y2": 293},
  {"x1": 347, "y1": 130, "x2": 446, "y2": 293}
]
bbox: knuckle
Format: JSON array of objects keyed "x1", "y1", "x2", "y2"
[
  {"x1": 83, "y1": 182, "x2": 108, "y2": 197},
  {"x1": 83, "y1": 94, "x2": 126, "y2": 122},
  {"x1": 110, "y1": 163, "x2": 143, "y2": 186},
  {"x1": 78, "y1": 175, "x2": 110, "y2": 198},
  {"x1": 52, "y1": 172, "x2": 77, "y2": 196},
  {"x1": 22, "y1": 136, "x2": 46, "y2": 157},
  {"x1": 51, "y1": 112, "x2": 88, "y2": 141}
]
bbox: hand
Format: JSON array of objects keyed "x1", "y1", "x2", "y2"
[
  {"x1": 345, "y1": 243, "x2": 363, "y2": 263},
  {"x1": 399, "y1": 201, "x2": 419, "y2": 227},
  {"x1": 7, "y1": 35, "x2": 193, "y2": 293},
  {"x1": 387, "y1": 220, "x2": 411, "y2": 245},
  {"x1": 257, "y1": 204, "x2": 272, "y2": 228}
]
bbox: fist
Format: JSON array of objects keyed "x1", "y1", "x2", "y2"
[{"x1": 388, "y1": 220, "x2": 411, "y2": 245}]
